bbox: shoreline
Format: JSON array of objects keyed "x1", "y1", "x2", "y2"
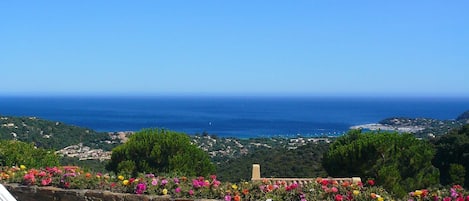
[{"x1": 350, "y1": 123, "x2": 425, "y2": 133}]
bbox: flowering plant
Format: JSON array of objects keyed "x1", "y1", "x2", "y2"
[{"x1": 1, "y1": 165, "x2": 468, "y2": 201}]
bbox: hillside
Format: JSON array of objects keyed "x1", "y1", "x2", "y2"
[
  {"x1": 457, "y1": 110, "x2": 469, "y2": 122},
  {"x1": 352, "y1": 110, "x2": 469, "y2": 139},
  {"x1": 0, "y1": 115, "x2": 116, "y2": 150}
]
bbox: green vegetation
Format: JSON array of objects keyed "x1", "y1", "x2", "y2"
[
  {"x1": 106, "y1": 129, "x2": 215, "y2": 176},
  {"x1": 323, "y1": 130, "x2": 440, "y2": 197},
  {"x1": 0, "y1": 115, "x2": 114, "y2": 150},
  {"x1": 2, "y1": 114, "x2": 469, "y2": 198},
  {"x1": 0, "y1": 140, "x2": 59, "y2": 168},
  {"x1": 59, "y1": 157, "x2": 108, "y2": 173},
  {"x1": 216, "y1": 141, "x2": 329, "y2": 182},
  {"x1": 432, "y1": 124, "x2": 469, "y2": 187}
]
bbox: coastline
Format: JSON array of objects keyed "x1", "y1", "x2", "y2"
[{"x1": 350, "y1": 123, "x2": 425, "y2": 133}]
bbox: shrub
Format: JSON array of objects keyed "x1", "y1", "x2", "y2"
[
  {"x1": 106, "y1": 129, "x2": 215, "y2": 176},
  {"x1": 322, "y1": 130, "x2": 439, "y2": 197},
  {"x1": 449, "y1": 164, "x2": 466, "y2": 185},
  {"x1": 0, "y1": 140, "x2": 59, "y2": 168},
  {"x1": 432, "y1": 124, "x2": 469, "y2": 187}
]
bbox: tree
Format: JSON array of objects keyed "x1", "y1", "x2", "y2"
[
  {"x1": 0, "y1": 140, "x2": 59, "y2": 168},
  {"x1": 432, "y1": 124, "x2": 469, "y2": 187},
  {"x1": 106, "y1": 129, "x2": 215, "y2": 176},
  {"x1": 322, "y1": 130, "x2": 439, "y2": 197}
]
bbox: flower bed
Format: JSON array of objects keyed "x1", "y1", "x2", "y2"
[{"x1": 1, "y1": 166, "x2": 468, "y2": 201}]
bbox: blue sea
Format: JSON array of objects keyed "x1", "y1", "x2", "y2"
[{"x1": 1, "y1": 96, "x2": 468, "y2": 138}]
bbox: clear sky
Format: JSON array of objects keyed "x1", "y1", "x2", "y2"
[{"x1": 1, "y1": 1, "x2": 468, "y2": 97}]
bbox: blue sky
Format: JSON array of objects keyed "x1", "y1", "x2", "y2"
[{"x1": 1, "y1": 1, "x2": 468, "y2": 97}]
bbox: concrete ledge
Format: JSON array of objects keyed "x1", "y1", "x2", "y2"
[{"x1": 3, "y1": 183, "x2": 220, "y2": 201}]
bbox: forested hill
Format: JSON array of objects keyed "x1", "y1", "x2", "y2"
[
  {"x1": 373, "y1": 110, "x2": 469, "y2": 138},
  {"x1": 0, "y1": 115, "x2": 113, "y2": 150},
  {"x1": 457, "y1": 110, "x2": 469, "y2": 122}
]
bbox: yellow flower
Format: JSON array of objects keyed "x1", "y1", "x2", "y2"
[
  {"x1": 231, "y1": 184, "x2": 238, "y2": 190},
  {"x1": 123, "y1": 180, "x2": 129, "y2": 185},
  {"x1": 377, "y1": 197, "x2": 384, "y2": 201},
  {"x1": 162, "y1": 188, "x2": 168, "y2": 195},
  {"x1": 20, "y1": 165, "x2": 26, "y2": 170},
  {"x1": 118, "y1": 175, "x2": 124, "y2": 181},
  {"x1": 414, "y1": 190, "x2": 422, "y2": 196},
  {"x1": 353, "y1": 190, "x2": 360, "y2": 195}
]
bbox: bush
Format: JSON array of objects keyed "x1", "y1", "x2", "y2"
[
  {"x1": 0, "y1": 140, "x2": 59, "y2": 168},
  {"x1": 106, "y1": 129, "x2": 215, "y2": 176},
  {"x1": 322, "y1": 130, "x2": 439, "y2": 197},
  {"x1": 432, "y1": 124, "x2": 469, "y2": 187},
  {"x1": 449, "y1": 163, "x2": 466, "y2": 185}
]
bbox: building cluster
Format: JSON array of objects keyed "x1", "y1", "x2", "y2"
[{"x1": 56, "y1": 143, "x2": 111, "y2": 161}]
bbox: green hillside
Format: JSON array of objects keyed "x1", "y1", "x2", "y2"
[{"x1": 0, "y1": 115, "x2": 113, "y2": 150}]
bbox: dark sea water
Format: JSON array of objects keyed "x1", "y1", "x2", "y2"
[{"x1": 0, "y1": 96, "x2": 468, "y2": 138}]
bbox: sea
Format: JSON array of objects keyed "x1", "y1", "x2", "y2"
[{"x1": 1, "y1": 96, "x2": 468, "y2": 138}]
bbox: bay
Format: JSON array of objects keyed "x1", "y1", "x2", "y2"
[{"x1": 0, "y1": 96, "x2": 468, "y2": 138}]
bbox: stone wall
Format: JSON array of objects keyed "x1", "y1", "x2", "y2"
[{"x1": 3, "y1": 183, "x2": 218, "y2": 201}]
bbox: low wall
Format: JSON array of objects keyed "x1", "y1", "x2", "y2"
[{"x1": 3, "y1": 183, "x2": 218, "y2": 201}]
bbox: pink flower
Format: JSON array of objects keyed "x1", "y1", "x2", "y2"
[
  {"x1": 41, "y1": 178, "x2": 52, "y2": 186},
  {"x1": 173, "y1": 178, "x2": 179, "y2": 184},
  {"x1": 259, "y1": 185, "x2": 265, "y2": 191},
  {"x1": 151, "y1": 179, "x2": 158, "y2": 186},
  {"x1": 161, "y1": 179, "x2": 168, "y2": 186},
  {"x1": 224, "y1": 194, "x2": 232, "y2": 201},
  {"x1": 210, "y1": 175, "x2": 217, "y2": 180},
  {"x1": 175, "y1": 187, "x2": 181, "y2": 193},
  {"x1": 23, "y1": 173, "x2": 36, "y2": 185},
  {"x1": 444, "y1": 197, "x2": 452, "y2": 201},
  {"x1": 331, "y1": 186, "x2": 338, "y2": 193},
  {"x1": 38, "y1": 171, "x2": 47, "y2": 177},
  {"x1": 213, "y1": 180, "x2": 221, "y2": 188},
  {"x1": 189, "y1": 189, "x2": 194, "y2": 196}
]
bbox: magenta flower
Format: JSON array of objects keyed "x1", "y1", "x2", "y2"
[
  {"x1": 135, "y1": 183, "x2": 147, "y2": 194},
  {"x1": 224, "y1": 194, "x2": 231, "y2": 201},
  {"x1": 175, "y1": 187, "x2": 181, "y2": 193},
  {"x1": 189, "y1": 189, "x2": 194, "y2": 196},
  {"x1": 192, "y1": 179, "x2": 200, "y2": 188},
  {"x1": 161, "y1": 179, "x2": 168, "y2": 186}
]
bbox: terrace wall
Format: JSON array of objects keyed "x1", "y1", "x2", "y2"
[{"x1": 4, "y1": 183, "x2": 218, "y2": 201}]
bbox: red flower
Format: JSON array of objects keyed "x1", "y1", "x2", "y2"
[
  {"x1": 321, "y1": 179, "x2": 329, "y2": 186},
  {"x1": 335, "y1": 194, "x2": 344, "y2": 201},
  {"x1": 367, "y1": 179, "x2": 375, "y2": 186}
]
